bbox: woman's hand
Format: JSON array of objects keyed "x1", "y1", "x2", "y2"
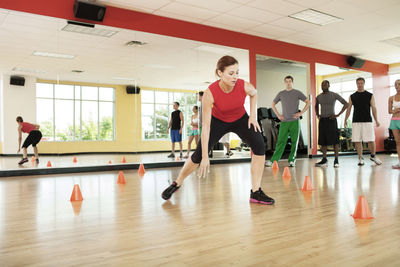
[
  {"x1": 248, "y1": 116, "x2": 261, "y2": 132},
  {"x1": 198, "y1": 157, "x2": 210, "y2": 178}
]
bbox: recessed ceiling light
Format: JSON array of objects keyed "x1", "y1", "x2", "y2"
[
  {"x1": 33, "y1": 51, "x2": 75, "y2": 59},
  {"x1": 194, "y1": 45, "x2": 232, "y2": 55},
  {"x1": 381, "y1": 36, "x2": 400, "y2": 48},
  {"x1": 289, "y1": 9, "x2": 343, "y2": 26},
  {"x1": 71, "y1": 70, "x2": 84, "y2": 73},
  {"x1": 12, "y1": 67, "x2": 47, "y2": 74},
  {"x1": 144, "y1": 64, "x2": 174, "y2": 69},
  {"x1": 62, "y1": 20, "x2": 118, "y2": 37}
]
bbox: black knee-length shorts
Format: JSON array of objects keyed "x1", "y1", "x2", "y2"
[
  {"x1": 191, "y1": 113, "x2": 265, "y2": 164},
  {"x1": 22, "y1": 130, "x2": 42, "y2": 148}
]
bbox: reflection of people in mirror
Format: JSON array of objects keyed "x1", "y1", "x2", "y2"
[
  {"x1": 16, "y1": 116, "x2": 42, "y2": 165},
  {"x1": 167, "y1": 102, "x2": 184, "y2": 159},
  {"x1": 184, "y1": 105, "x2": 199, "y2": 159},
  {"x1": 162, "y1": 55, "x2": 274, "y2": 205},
  {"x1": 388, "y1": 79, "x2": 400, "y2": 169}
]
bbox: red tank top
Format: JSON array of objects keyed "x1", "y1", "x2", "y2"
[
  {"x1": 209, "y1": 79, "x2": 246, "y2": 122},
  {"x1": 21, "y1": 122, "x2": 36, "y2": 133}
]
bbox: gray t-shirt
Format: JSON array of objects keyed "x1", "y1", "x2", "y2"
[
  {"x1": 316, "y1": 91, "x2": 347, "y2": 118},
  {"x1": 273, "y1": 89, "x2": 307, "y2": 122}
]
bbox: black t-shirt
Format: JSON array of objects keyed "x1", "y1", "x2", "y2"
[
  {"x1": 171, "y1": 110, "x2": 181, "y2": 130},
  {"x1": 351, "y1": 91, "x2": 372, "y2": 122}
]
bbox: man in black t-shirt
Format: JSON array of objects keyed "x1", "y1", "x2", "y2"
[
  {"x1": 344, "y1": 77, "x2": 382, "y2": 166},
  {"x1": 167, "y1": 102, "x2": 184, "y2": 158}
]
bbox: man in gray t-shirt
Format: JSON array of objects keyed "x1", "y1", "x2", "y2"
[
  {"x1": 266, "y1": 76, "x2": 310, "y2": 167},
  {"x1": 315, "y1": 80, "x2": 348, "y2": 168}
]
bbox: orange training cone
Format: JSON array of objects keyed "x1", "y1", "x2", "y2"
[
  {"x1": 122, "y1": 156, "x2": 127, "y2": 163},
  {"x1": 117, "y1": 171, "x2": 126, "y2": 184},
  {"x1": 108, "y1": 160, "x2": 112, "y2": 164},
  {"x1": 138, "y1": 163, "x2": 146, "y2": 176},
  {"x1": 272, "y1": 160, "x2": 279, "y2": 170},
  {"x1": 301, "y1": 176, "x2": 315, "y2": 191},
  {"x1": 352, "y1": 196, "x2": 374, "y2": 219},
  {"x1": 31, "y1": 156, "x2": 35, "y2": 163},
  {"x1": 282, "y1": 167, "x2": 291, "y2": 178},
  {"x1": 73, "y1": 156, "x2": 77, "y2": 163},
  {"x1": 47, "y1": 160, "x2": 52, "y2": 167},
  {"x1": 176, "y1": 156, "x2": 180, "y2": 161},
  {"x1": 70, "y1": 184, "x2": 83, "y2": 201}
]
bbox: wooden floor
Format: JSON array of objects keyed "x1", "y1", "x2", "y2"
[{"x1": 1, "y1": 155, "x2": 399, "y2": 266}]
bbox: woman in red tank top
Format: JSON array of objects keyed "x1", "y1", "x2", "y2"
[
  {"x1": 16, "y1": 116, "x2": 42, "y2": 165},
  {"x1": 162, "y1": 56, "x2": 275, "y2": 205}
]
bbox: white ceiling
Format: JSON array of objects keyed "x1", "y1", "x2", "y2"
[
  {"x1": 104, "y1": 0, "x2": 400, "y2": 64},
  {"x1": 1, "y1": 0, "x2": 400, "y2": 89},
  {"x1": 0, "y1": 9, "x2": 249, "y2": 90}
]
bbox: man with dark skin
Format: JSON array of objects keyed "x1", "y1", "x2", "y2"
[{"x1": 315, "y1": 80, "x2": 348, "y2": 167}]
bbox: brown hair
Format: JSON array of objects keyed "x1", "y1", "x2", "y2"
[
  {"x1": 284, "y1": 75, "x2": 294, "y2": 82},
  {"x1": 356, "y1": 77, "x2": 365, "y2": 83},
  {"x1": 16, "y1": 116, "x2": 23, "y2": 122},
  {"x1": 215, "y1": 56, "x2": 238, "y2": 77}
]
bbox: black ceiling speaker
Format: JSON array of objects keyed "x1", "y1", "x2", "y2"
[
  {"x1": 73, "y1": 0, "x2": 107, "y2": 22},
  {"x1": 126, "y1": 85, "x2": 141, "y2": 94},
  {"x1": 347, "y1": 56, "x2": 365, "y2": 69},
  {"x1": 10, "y1": 76, "x2": 25, "y2": 86}
]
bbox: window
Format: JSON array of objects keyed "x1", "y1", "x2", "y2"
[
  {"x1": 36, "y1": 83, "x2": 115, "y2": 141},
  {"x1": 141, "y1": 90, "x2": 197, "y2": 140}
]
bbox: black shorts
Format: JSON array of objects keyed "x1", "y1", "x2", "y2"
[
  {"x1": 22, "y1": 130, "x2": 42, "y2": 148},
  {"x1": 318, "y1": 118, "x2": 339, "y2": 146},
  {"x1": 191, "y1": 113, "x2": 265, "y2": 164}
]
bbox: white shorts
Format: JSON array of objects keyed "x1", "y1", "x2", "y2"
[
  {"x1": 219, "y1": 133, "x2": 230, "y2": 143},
  {"x1": 352, "y1": 122, "x2": 375, "y2": 142}
]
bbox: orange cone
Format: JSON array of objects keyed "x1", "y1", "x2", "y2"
[
  {"x1": 272, "y1": 160, "x2": 279, "y2": 170},
  {"x1": 73, "y1": 156, "x2": 77, "y2": 163},
  {"x1": 138, "y1": 163, "x2": 146, "y2": 176},
  {"x1": 352, "y1": 196, "x2": 374, "y2": 219},
  {"x1": 47, "y1": 160, "x2": 52, "y2": 167},
  {"x1": 70, "y1": 184, "x2": 83, "y2": 201},
  {"x1": 301, "y1": 176, "x2": 315, "y2": 191},
  {"x1": 283, "y1": 175, "x2": 291, "y2": 188},
  {"x1": 108, "y1": 160, "x2": 112, "y2": 164},
  {"x1": 122, "y1": 156, "x2": 127, "y2": 163},
  {"x1": 272, "y1": 168, "x2": 279, "y2": 177},
  {"x1": 31, "y1": 156, "x2": 35, "y2": 163},
  {"x1": 282, "y1": 167, "x2": 291, "y2": 178},
  {"x1": 176, "y1": 156, "x2": 180, "y2": 161},
  {"x1": 117, "y1": 171, "x2": 126, "y2": 184}
]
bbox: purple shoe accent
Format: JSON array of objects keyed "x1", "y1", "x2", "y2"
[{"x1": 250, "y1": 198, "x2": 273, "y2": 205}]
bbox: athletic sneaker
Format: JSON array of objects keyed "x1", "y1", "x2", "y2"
[
  {"x1": 392, "y1": 163, "x2": 400, "y2": 169},
  {"x1": 161, "y1": 181, "x2": 180, "y2": 200},
  {"x1": 358, "y1": 157, "x2": 364, "y2": 166},
  {"x1": 289, "y1": 161, "x2": 295, "y2": 167},
  {"x1": 250, "y1": 188, "x2": 275, "y2": 205},
  {"x1": 167, "y1": 153, "x2": 175, "y2": 158},
  {"x1": 370, "y1": 156, "x2": 382, "y2": 165},
  {"x1": 226, "y1": 151, "x2": 233, "y2": 156},
  {"x1": 334, "y1": 159, "x2": 339, "y2": 168},
  {"x1": 265, "y1": 160, "x2": 273, "y2": 167},
  {"x1": 183, "y1": 154, "x2": 189, "y2": 159},
  {"x1": 18, "y1": 158, "x2": 28, "y2": 165},
  {"x1": 180, "y1": 153, "x2": 183, "y2": 159},
  {"x1": 315, "y1": 158, "x2": 328, "y2": 167}
]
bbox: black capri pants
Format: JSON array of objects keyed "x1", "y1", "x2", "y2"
[
  {"x1": 191, "y1": 113, "x2": 265, "y2": 164},
  {"x1": 22, "y1": 130, "x2": 42, "y2": 148}
]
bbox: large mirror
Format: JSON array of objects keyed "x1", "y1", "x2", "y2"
[{"x1": 0, "y1": 9, "x2": 251, "y2": 171}]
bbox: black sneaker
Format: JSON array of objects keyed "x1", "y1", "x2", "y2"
[
  {"x1": 209, "y1": 151, "x2": 213, "y2": 158},
  {"x1": 35, "y1": 158, "x2": 40, "y2": 165},
  {"x1": 180, "y1": 153, "x2": 183, "y2": 159},
  {"x1": 249, "y1": 188, "x2": 275, "y2": 205},
  {"x1": 162, "y1": 181, "x2": 180, "y2": 200},
  {"x1": 315, "y1": 158, "x2": 327, "y2": 167},
  {"x1": 334, "y1": 159, "x2": 339, "y2": 168},
  {"x1": 18, "y1": 158, "x2": 28, "y2": 165},
  {"x1": 167, "y1": 153, "x2": 175, "y2": 158}
]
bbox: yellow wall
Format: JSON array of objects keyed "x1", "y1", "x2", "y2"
[{"x1": 37, "y1": 79, "x2": 197, "y2": 154}]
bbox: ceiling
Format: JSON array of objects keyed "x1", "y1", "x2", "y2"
[
  {"x1": 0, "y1": 9, "x2": 249, "y2": 90},
  {"x1": 1, "y1": 0, "x2": 399, "y2": 89},
  {"x1": 104, "y1": 0, "x2": 400, "y2": 64}
]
